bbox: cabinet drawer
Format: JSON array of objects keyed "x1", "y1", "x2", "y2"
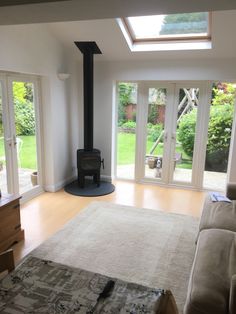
[{"x1": 0, "y1": 200, "x2": 21, "y2": 241}]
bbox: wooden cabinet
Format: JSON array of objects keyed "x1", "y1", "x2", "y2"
[{"x1": 0, "y1": 195, "x2": 24, "y2": 253}]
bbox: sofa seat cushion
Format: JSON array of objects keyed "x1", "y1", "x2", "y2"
[
  {"x1": 199, "y1": 194, "x2": 236, "y2": 233},
  {"x1": 184, "y1": 229, "x2": 236, "y2": 314}
]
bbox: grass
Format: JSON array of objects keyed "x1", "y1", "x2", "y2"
[
  {"x1": 117, "y1": 132, "x2": 192, "y2": 168},
  {"x1": 0, "y1": 132, "x2": 191, "y2": 170},
  {"x1": 0, "y1": 135, "x2": 37, "y2": 170}
]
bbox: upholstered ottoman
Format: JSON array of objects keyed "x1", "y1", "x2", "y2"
[
  {"x1": 199, "y1": 194, "x2": 236, "y2": 233},
  {"x1": 184, "y1": 229, "x2": 236, "y2": 314}
]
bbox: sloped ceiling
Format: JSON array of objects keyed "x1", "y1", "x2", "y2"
[
  {"x1": 0, "y1": 0, "x2": 236, "y2": 25},
  {"x1": 47, "y1": 11, "x2": 236, "y2": 61}
]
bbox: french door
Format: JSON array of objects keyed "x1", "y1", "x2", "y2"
[
  {"x1": 0, "y1": 73, "x2": 43, "y2": 201},
  {"x1": 116, "y1": 80, "x2": 236, "y2": 190},
  {"x1": 134, "y1": 81, "x2": 208, "y2": 188}
]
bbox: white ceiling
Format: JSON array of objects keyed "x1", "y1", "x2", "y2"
[
  {"x1": 46, "y1": 10, "x2": 236, "y2": 62},
  {"x1": 0, "y1": 0, "x2": 236, "y2": 25}
]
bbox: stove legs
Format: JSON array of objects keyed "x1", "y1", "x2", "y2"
[{"x1": 78, "y1": 170, "x2": 100, "y2": 188}]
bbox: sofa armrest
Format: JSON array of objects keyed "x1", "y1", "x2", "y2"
[
  {"x1": 229, "y1": 274, "x2": 236, "y2": 314},
  {"x1": 226, "y1": 183, "x2": 236, "y2": 200},
  {"x1": 0, "y1": 249, "x2": 15, "y2": 273}
]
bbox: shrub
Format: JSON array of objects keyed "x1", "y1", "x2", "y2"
[
  {"x1": 121, "y1": 120, "x2": 136, "y2": 130},
  {"x1": 205, "y1": 104, "x2": 233, "y2": 171},
  {"x1": 15, "y1": 100, "x2": 36, "y2": 135},
  {"x1": 178, "y1": 104, "x2": 233, "y2": 171},
  {"x1": 212, "y1": 83, "x2": 235, "y2": 106},
  {"x1": 148, "y1": 104, "x2": 158, "y2": 124},
  {"x1": 178, "y1": 109, "x2": 197, "y2": 157},
  {"x1": 147, "y1": 124, "x2": 163, "y2": 142},
  {"x1": 118, "y1": 102, "x2": 126, "y2": 126},
  {"x1": 206, "y1": 104, "x2": 233, "y2": 154}
]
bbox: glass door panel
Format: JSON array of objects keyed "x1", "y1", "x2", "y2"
[
  {"x1": 203, "y1": 82, "x2": 236, "y2": 191},
  {"x1": 12, "y1": 81, "x2": 39, "y2": 194},
  {"x1": 116, "y1": 82, "x2": 138, "y2": 179},
  {"x1": 0, "y1": 83, "x2": 8, "y2": 194},
  {"x1": 172, "y1": 87, "x2": 200, "y2": 184},
  {"x1": 144, "y1": 87, "x2": 167, "y2": 180}
]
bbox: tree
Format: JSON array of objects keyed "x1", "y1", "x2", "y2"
[
  {"x1": 118, "y1": 83, "x2": 137, "y2": 124},
  {"x1": 13, "y1": 82, "x2": 26, "y2": 103},
  {"x1": 13, "y1": 82, "x2": 33, "y2": 103},
  {"x1": 212, "y1": 83, "x2": 235, "y2": 106},
  {"x1": 160, "y1": 12, "x2": 208, "y2": 35},
  {"x1": 13, "y1": 82, "x2": 35, "y2": 135},
  {"x1": 118, "y1": 83, "x2": 136, "y2": 106}
]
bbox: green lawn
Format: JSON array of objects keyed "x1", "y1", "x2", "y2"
[
  {"x1": 117, "y1": 132, "x2": 192, "y2": 169},
  {"x1": 0, "y1": 132, "x2": 191, "y2": 170},
  {"x1": 0, "y1": 135, "x2": 37, "y2": 170}
]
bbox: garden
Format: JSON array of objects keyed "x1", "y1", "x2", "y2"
[
  {"x1": 117, "y1": 82, "x2": 235, "y2": 173},
  {"x1": 0, "y1": 82, "x2": 37, "y2": 170}
]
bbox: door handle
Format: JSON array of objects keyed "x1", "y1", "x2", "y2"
[{"x1": 5, "y1": 137, "x2": 12, "y2": 146}]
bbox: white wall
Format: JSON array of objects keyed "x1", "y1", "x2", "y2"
[
  {"x1": 65, "y1": 57, "x2": 82, "y2": 178},
  {"x1": 1, "y1": 22, "x2": 236, "y2": 191},
  {"x1": 0, "y1": 23, "x2": 75, "y2": 191},
  {"x1": 93, "y1": 58, "x2": 236, "y2": 182}
]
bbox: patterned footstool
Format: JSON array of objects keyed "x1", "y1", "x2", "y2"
[{"x1": 0, "y1": 256, "x2": 178, "y2": 314}]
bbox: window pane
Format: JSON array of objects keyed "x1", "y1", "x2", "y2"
[
  {"x1": 117, "y1": 82, "x2": 137, "y2": 179},
  {"x1": 0, "y1": 83, "x2": 8, "y2": 194},
  {"x1": 12, "y1": 81, "x2": 38, "y2": 194},
  {"x1": 173, "y1": 88, "x2": 199, "y2": 183},
  {"x1": 203, "y1": 83, "x2": 236, "y2": 191},
  {"x1": 127, "y1": 12, "x2": 209, "y2": 40},
  {"x1": 145, "y1": 88, "x2": 166, "y2": 180}
]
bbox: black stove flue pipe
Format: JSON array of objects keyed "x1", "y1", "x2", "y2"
[{"x1": 74, "y1": 41, "x2": 102, "y2": 151}]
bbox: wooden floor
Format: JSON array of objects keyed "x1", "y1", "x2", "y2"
[{"x1": 13, "y1": 180, "x2": 206, "y2": 264}]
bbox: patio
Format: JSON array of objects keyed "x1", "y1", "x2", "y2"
[
  {"x1": 117, "y1": 164, "x2": 227, "y2": 192},
  {"x1": 0, "y1": 167, "x2": 35, "y2": 195}
]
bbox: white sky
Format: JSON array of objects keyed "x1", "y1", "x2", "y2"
[{"x1": 128, "y1": 15, "x2": 166, "y2": 39}]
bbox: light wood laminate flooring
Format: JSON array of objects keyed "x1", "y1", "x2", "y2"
[{"x1": 13, "y1": 180, "x2": 206, "y2": 264}]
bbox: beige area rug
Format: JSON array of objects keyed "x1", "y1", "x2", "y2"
[{"x1": 31, "y1": 201, "x2": 199, "y2": 313}]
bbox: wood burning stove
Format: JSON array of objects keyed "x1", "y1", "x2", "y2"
[
  {"x1": 75, "y1": 41, "x2": 103, "y2": 188},
  {"x1": 77, "y1": 149, "x2": 104, "y2": 188}
]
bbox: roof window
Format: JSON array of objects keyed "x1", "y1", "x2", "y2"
[{"x1": 118, "y1": 12, "x2": 212, "y2": 52}]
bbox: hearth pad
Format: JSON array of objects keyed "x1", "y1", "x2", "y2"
[{"x1": 65, "y1": 179, "x2": 115, "y2": 197}]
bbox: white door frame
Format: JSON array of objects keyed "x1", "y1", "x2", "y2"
[
  {"x1": 0, "y1": 74, "x2": 15, "y2": 193},
  {"x1": 168, "y1": 81, "x2": 209, "y2": 188},
  {"x1": 135, "y1": 81, "x2": 175, "y2": 184},
  {"x1": 0, "y1": 72, "x2": 44, "y2": 201},
  {"x1": 135, "y1": 81, "x2": 211, "y2": 189}
]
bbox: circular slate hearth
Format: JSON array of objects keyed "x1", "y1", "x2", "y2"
[{"x1": 64, "y1": 179, "x2": 115, "y2": 197}]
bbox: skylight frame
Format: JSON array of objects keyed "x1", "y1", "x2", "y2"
[{"x1": 123, "y1": 12, "x2": 212, "y2": 44}]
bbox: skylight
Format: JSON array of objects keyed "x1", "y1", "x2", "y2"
[
  {"x1": 126, "y1": 12, "x2": 210, "y2": 41},
  {"x1": 117, "y1": 12, "x2": 211, "y2": 52}
]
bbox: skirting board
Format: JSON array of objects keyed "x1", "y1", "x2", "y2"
[{"x1": 44, "y1": 175, "x2": 112, "y2": 192}]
